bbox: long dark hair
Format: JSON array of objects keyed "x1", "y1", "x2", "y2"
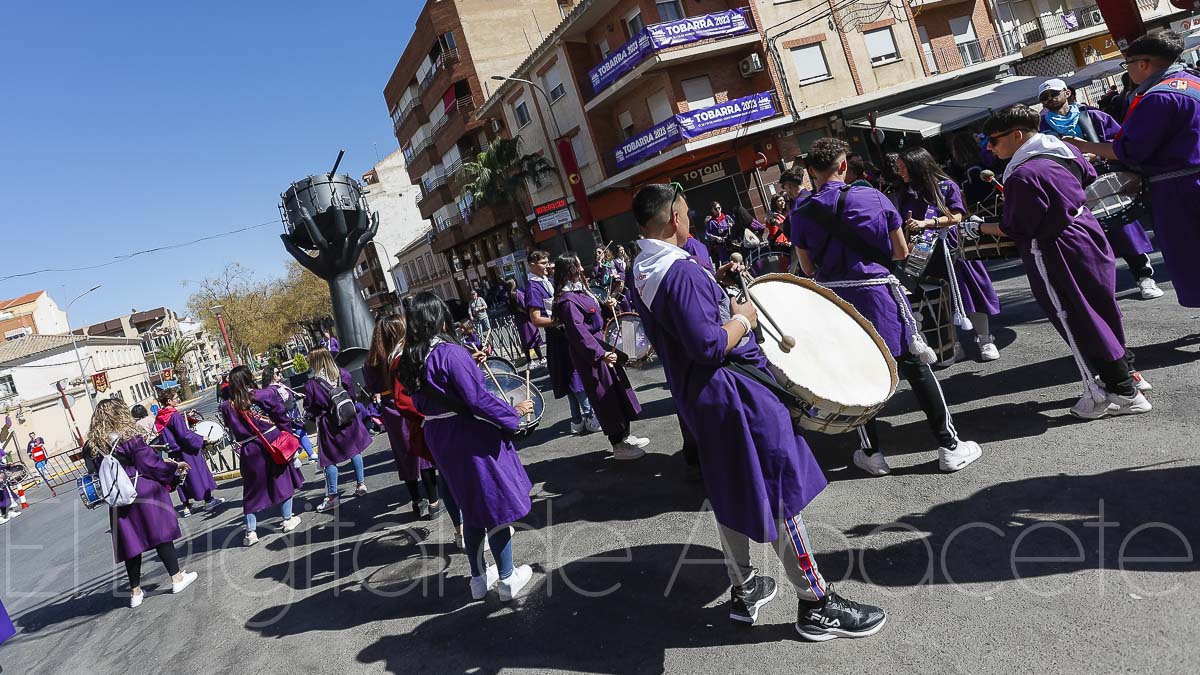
[
  {"x1": 899, "y1": 146, "x2": 952, "y2": 217},
  {"x1": 368, "y1": 313, "x2": 407, "y2": 368},
  {"x1": 505, "y1": 278, "x2": 522, "y2": 314},
  {"x1": 397, "y1": 292, "x2": 456, "y2": 393},
  {"x1": 948, "y1": 132, "x2": 982, "y2": 171},
  {"x1": 260, "y1": 365, "x2": 277, "y2": 389},
  {"x1": 552, "y1": 253, "x2": 584, "y2": 301},
  {"x1": 228, "y1": 365, "x2": 256, "y2": 412}
]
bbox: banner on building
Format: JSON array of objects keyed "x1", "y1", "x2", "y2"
[
  {"x1": 555, "y1": 137, "x2": 594, "y2": 226},
  {"x1": 91, "y1": 371, "x2": 110, "y2": 393},
  {"x1": 676, "y1": 92, "x2": 777, "y2": 139},
  {"x1": 614, "y1": 118, "x2": 682, "y2": 171}
]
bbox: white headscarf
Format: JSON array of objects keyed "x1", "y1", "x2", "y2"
[
  {"x1": 1003, "y1": 132, "x2": 1077, "y2": 182},
  {"x1": 632, "y1": 238, "x2": 690, "y2": 308}
]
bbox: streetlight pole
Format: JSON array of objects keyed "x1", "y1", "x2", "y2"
[
  {"x1": 66, "y1": 284, "x2": 102, "y2": 413},
  {"x1": 210, "y1": 304, "x2": 237, "y2": 367}
]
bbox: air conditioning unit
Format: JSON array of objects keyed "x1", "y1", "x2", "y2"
[
  {"x1": 1089, "y1": 10, "x2": 1103, "y2": 25},
  {"x1": 489, "y1": 118, "x2": 503, "y2": 133},
  {"x1": 739, "y1": 53, "x2": 764, "y2": 78}
]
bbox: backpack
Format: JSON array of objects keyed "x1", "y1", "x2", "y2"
[
  {"x1": 98, "y1": 439, "x2": 139, "y2": 508},
  {"x1": 320, "y1": 376, "x2": 357, "y2": 428}
]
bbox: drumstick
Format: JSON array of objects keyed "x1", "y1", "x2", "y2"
[
  {"x1": 736, "y1": 273, "x2": 797, "y2": 354},
  {"x1": 481, "y1": 358, "x2": 504, "y2": 394}
]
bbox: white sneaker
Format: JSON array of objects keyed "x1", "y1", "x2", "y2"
[
  {"x1": 852, "y1": 449, "x2": 891, "y2": 476},
  {"x1": 130, "y1": 590, "x2": 144, "y2": 608},
  {"x1": 1131, "y1": 371, "x2": 1153, "y2": 392},
  {"x1": 623, "y1": 434, "x2": 650, "y2": 449},
  {"x1": 316, "y1": 495, "x2": 338, "y2": 512},
  {"x1": 497, "y1": 565, "x2": 533, "y2": 601},
  {"x1": 977, "y1": 336, "x2": 1000, "y2": 362},
  {"x1": 584, "y1": 416, "x2": 603, "y2": 434},
  {"x1": 354, "y1": 482, "x2": 367, "y2": 497},
  {"x1": 1138, "y1": 278, "x2": 1164, "y2": 299},
  {"x1": 8, "y1": 509, "x2": 19, "y2": 518},
  {"x1": 171, "y1": 571, "x2": 198, "y2": 594},
  {"x1": 0, "y1": 515, "x2": 9, "y2": 525},
  {"x1": 205, "y1": 497, "x2": 226, "y2": 509},
  {"x1": 569, "y1": 420, "x2": 586, "y2": 435},
  {"x1": 1070, "y1": 391, "x2": 1152, "y2": 420},
  {"x1": 612, "y1": 442, "x2": 647, "y2": 461},
  {"x1": 243, "y1": 531, "x2": 259, "y2": 547},
  {"x1": 936, "y1": 342, "x2": 965, "y2": 367},
  {"x1": 938, "y1": 440, "x2": 982, "y2": 472},
  {"x1": 469, "y1": 564, "x2": 499, "y2": 600},
  {"x1": 280, "y1": 516, "x2": 302, "y2": 533}
]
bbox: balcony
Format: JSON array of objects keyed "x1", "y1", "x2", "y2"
[
  {"x1": 926, "y1": 35, "x2": 1021, "y2": 75},
  {"x1": 583, "y1": 7, "x2": 757, "y2": 108},
  {"x1": 433, "y1": 95, "x2": 480, "y2": 155},
  {"x1": 997, "y1": 4, "x2": 1107, "y2": 53},
  {"x1": 419, "y1": 49, "x2": 462, "y2": 106},
  {"x1": 392, "y1": 96, "x2": 425, "y2": 143},
  {"x1": 417, "y1": 173, "x2": 453, "y2": 219},
  {"x1": 407, "y1": 135, "x2": 437, "y2": 177}
]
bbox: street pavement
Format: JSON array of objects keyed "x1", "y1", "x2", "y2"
[{"x1": 1, "y1": 253, "x2": 1198, "y2": 674}]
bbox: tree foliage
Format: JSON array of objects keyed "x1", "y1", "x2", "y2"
[
  {"x1": 459, "y1": 137, "x2": 556, "y2": 213},
  {"x1": 154, "y1": 337, "x2": 197, "y2": 399}
]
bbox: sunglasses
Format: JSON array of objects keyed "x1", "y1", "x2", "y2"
[
  {"x1": 1121, "y1": 57, "x2": 1150, "y2": 70},
  {"x1": 986, "y1": 129, "x2": 1018, "y2": 146},
  {"x1": 1038, "y1": 90, "x2": 1061, "y2": 102}
]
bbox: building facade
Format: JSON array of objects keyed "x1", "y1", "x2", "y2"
[
  {"x1": 0, "y1": 291, "x2": 70, "y2": 340},
  {"x1": 81, "y1": 307, "x2": 221, "y2": 392},
  {"x1": 394, "y1": 227, "x2": 459, "y2": 302},
  {"x1": 353, "y1": 148, "x2": 427, "y2": 313}
]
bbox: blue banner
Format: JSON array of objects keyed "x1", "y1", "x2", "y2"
[
  {"x1": 614, "y1": 118, "x2": 682, "y2": 171},
  {"x1": 676, "y1": 92, "x2": 777, "y2": 139},
  {"x1": 588, "y1": 32, "x2": 652, "y2": 94}
]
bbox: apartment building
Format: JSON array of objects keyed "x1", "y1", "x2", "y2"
[
  {"x1": 383, "y1": 0, "x2": 579, "y2": 300},
  {"x1": 81, "y1": 307, "x2": 220, "y2": 391},
  {"x1": 0, "y1": 291, "x2": 70, "y2": 340},
  {"x1": 394, "y1": 227, "x2": 459, "y2": 302},
  {"x1": 353, "y1": 148, "x2": 425, "y2": 313}
]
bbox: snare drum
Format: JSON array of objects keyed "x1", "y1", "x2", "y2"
[
  {"x1": 1, "y1": 462, "x2": 28, "y2": 487},
  {"x1": 192, "y1": 420, "x2": 226, "y2": 444},
  {"x1": 746, "y1": 247, "x2": 792, "y2": 277},
  {"x1": 1085, "y1": 171, "x2": 1149, "y2": 230},
  {"x1": 483, "y1": 372, "x2": 545, "y2": 438},
  {"x1": 603, "y1": 312, "x2": 654, "y2": 367},
  {"x1": 77, "y1": 474, "x2": 104, "y2": 510},
  {"x1": 746, "y1": 274, "x2": 898, "y2": 434},
  {"x1": 908, "y1": 281, "x2": 957, "y2": 364},
  {"x1": 480, "y1": 356, "x2": 518, "y2": 377}
]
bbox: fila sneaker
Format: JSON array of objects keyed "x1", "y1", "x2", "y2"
[
  {"x1": 795, "y1": 587, "x2": 887, "y2": 642},
  {"x1": 729, "y1": 573, "x2": 777, "y2": 624}
]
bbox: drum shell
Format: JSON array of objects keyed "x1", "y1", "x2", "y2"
[
  {"x1": 77, "y1": 474, "x2": 103, "y2": 510},
  {"x1": 483, "y1": 372, "x2": 544, "y2": 437},
  {"x1": 746, "y1": 247, "x2": 792, "y2": 277},
  {"x1": 481, "y1": 357, "x2": 518, "y2": 377},
  {"x1": 1084, "y1": 171, "x2": 1149, "y2": 230},
  {"x1": 960, "y1": 233, "x2": 1018, "y2": 261},
  {"x1": 910, "y1": 281, "x2": 957, "y2": 364},
  {"x1": 279, "y1": 174, "x2": 366, "y2": 249},
  {"x1": 603, "y1": 313, "x2": 655, "y2": 367}
]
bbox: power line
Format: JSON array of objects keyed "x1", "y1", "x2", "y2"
[{"x1": 0, "y1": 219, "x2": 282, "y2": 282}]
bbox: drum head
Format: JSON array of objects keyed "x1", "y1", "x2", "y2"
[
  {"x1": 604, "y1": 313, "x2": 652, "y2": 362},
  {"x1": 484, "y1": 372, "x2": 544, "y2": 430},
  {"x1": 193, "y1": 420, "x2": 226, "y2": 443},
  {"x1": 482, "y1": 356, "x2": 518, "y2": 376},
  {"x1": 748, "y1": 250, "x2": 791, "y2": 277},
  {"x1": 747, "y1": 275, "x2": 896, "y2": 407}
]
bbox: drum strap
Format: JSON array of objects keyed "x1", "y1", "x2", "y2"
[
  {"x1": 724, "y1": 356, "x2": 808, "y2": 410},
  {"x1": 800, "y1": 186, "x2": 919, "y2": 293}
]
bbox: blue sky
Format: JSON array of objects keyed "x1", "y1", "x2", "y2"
[{"x1": 0, "y1": 1, "x2": 419, "y2": 327}]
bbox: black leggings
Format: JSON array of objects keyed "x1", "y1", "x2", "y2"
[
  {"x1": 404, "y1": 468, "x2": 440, "y2": 506},
  {"x1": 861, "y1": 353, "x2": 959, "y2": 451},
  {"x1": 125, "y1": 543, "x2": 180, "y2": 588},
  {"x1": 1089, "y1": 348, "x2": 1137, "y2": 397},
  {"x1": 1123, "y1": 254, "x2": 1153, "y2": 281}
]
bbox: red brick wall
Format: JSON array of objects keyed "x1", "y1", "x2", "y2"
[{"x1": 912, "y1": 0, "x2": 998, "y2": 73}]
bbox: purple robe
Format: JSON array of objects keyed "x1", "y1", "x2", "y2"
[
  {"x1": 324, "y1": 336, "x2": 340, "y2": 355},
  {"x1": 362, "y1": 363, "x2": 431, "y2": 481},
  {"x1": 682, "y1": 236, "x2": 714, "y2": 273},
  {"x1": 1114, "y1": 69, "x2": 1200, "y2": 306},
  {"x1": 1041, "y1": 107, "x2": 1155, "y2": 258},
  {"x1": 1002, "y1": 146, "x2": 1127, "y2": 362},
  {"x1": 527, "y1": 275, "x2": 583, "y2": 398},
  {"x1": 220, "y1": 390, "x2": 306, "y2": 514},
  {"x1": 631, "y1": 254, "x2": 827, "y2": 542},
  {"x1": 413, "y1": 343, "x2": 532, "y2": 529},
  {"x1": 0, "y1": 597, "x2": 14, "y2": 645},
  {"x1": 791, "y1": 181, "x2": 912, "y2": 358},
  {"x1": 896, "y1": 179, "x2": 1001, "y2": 316},
  {"x1": 554, "y1": 291, "x2": 641, "y2": 437},
  {"x1": 705, "y1": 214, "x2": 732, "y2": 263},
  {"x1": 0, "y1": 483, "x2": 10, "y2": 510},
  {"x1": 109, "y1": 436, "x2": 182, "y2": 563},
  {"x1": 158, "y1": 411, "x2": 218, "y2": 502},
  {"x1": 511, "y1": 289, "x2": 544, "y2": 351},
  {"x1": 462, "y1": 332, "x2": 484, "y2": 352},
  {"x1": 304, "y1": 368, "x2": 372, "y2": 467}
]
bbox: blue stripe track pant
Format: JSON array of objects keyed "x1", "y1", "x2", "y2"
[{"x1": 717, "y1": 513, "x2": 827, "y2": 602}]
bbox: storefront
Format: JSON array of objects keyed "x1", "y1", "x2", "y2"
[{"x1": 530, "y1": 196, "x2": 602, "y2": 261}]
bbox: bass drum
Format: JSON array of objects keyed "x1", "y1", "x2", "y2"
[
  {"x1": 484, "y1": 372, "x2": 544, "y2": 439},
  {"x1": 603, "y1": 312, "x2": 654, "y2": 367},
  {"x1": 192, "y1": 420, "x2": 226, "y2": 444},
  {"x1": 746, "y1": 247, "x2": 792, "y2": 277}
]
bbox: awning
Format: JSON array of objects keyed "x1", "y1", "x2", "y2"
[
  {"x1": 850, "y1": 76, "x2": 1042, "y2": 138},
  {"x1": 1066, "y1": 32, "x2": 1200, "y2": 89}
]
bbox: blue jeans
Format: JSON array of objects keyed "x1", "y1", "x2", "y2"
[
  {"x1": 246, "y1": 497, "x2": 293, "y2": 532},
  {"x1": 464, "y1": 524, "x2": 514, "y2": 579},
  {"x1": 324, "y1": 454, "x2": 365, "y2": 496},
  {"x1": 566, "y1": 388, "x2": 593, "y2": 425},
  {"x1": 297, "y1": 429, "x2": 315, "y2": 459}
]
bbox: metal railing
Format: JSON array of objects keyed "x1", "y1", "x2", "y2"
[
  {"x1": 418, "y1": 48, "x2": 460, "y2": 96},
  {"x1": 999, "y1": 3, "x2": 1104, "y2": 51},
  {"x1": 929, "y1": 35, "x2": 1020, "y2": 74},
  {"x1": 391, "y1": 97, "x2": 421, "y2": 132},
  {"x1": 411, "y1": 135, "x2": 434, "y2": 158}
]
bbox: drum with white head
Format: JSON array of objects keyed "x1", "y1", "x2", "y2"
[
  {"x1": 603, "y1": 312, "x2": 654, "y2": 367},
  {"x1": 1084, "y1": 171, "x2": 1149, "y2": 230},
  {"x1": 192, "y1": 420, "x2": 227, "y2": 444},
  {"x1": 483, "y1": 372, "x2": 544, "y2": 439}
]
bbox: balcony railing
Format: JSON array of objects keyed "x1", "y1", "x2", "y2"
[
  {"x1": 998, "y1": 4, "x2": 1105, "y2": 51},
  {"x1": 927, "y1": 35, "x2": 1020, "y2": 74},
  {"x1": 411, "y1": 134, "x2": 434, "y2": 158},
  {"x1": 418, "y1": 48, "x2": 460, "y2": 96},
  {"x1": 391, "y1": 97, "x2": 421, "y2": 133}
]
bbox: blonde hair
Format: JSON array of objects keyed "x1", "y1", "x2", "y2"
[
  {"x1": 86, "y1": 398, "x2": 142, "y2": 455},
  {"x1": 308, "y1": 347, "x2": 340, "y2": 384}
]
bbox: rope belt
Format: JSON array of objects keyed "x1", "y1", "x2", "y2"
[
  {"x1": 937, "y1": 226, "x2": 972, "y2": 331},
  {"x1": 821, "y1": 275, "x2": 938, "y2": 365}
]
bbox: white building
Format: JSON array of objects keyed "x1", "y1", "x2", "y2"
[
  {"x1": 394, "y1": 226, "x2": 457, "y2": 302},
  {"x1": 354, "y1": 148, "x2": 427, "y2": 313},
  {"x1": 0, "y1": 291, "x2": 70, "y2": 340}
]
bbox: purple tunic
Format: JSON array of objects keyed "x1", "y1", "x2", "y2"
[
  {"x1": 0, "y1": 483, "x2": 10, "y2": 510},
  {"x1": 554, "y1": 291, "x2": 641, "y2": 437},
  {"x1": 511, "y1": 289, "x2": 544, "y2": 351},
  {"x1": 159, "y1": 411, "x2": 218, "y2": 502},
  {"x1": 705, "y1": 214, "x2": 732, "y2": 263},
  {"x1": 1041, "y1": 107, "x2": 1155, "y2": 258},
  {"x1": 896, "y1": 180, "x2": 1001, "y2": 316},
  {"x1": 413, "y1": 343, "x2": 532, "y2": 529},
  {"x1": 1114, "y1": 69, "x2": 1200, "y2": 306},
  {"x1": 362, "y1": 363, "x2": 431, "y2": 481},
  {"x1": 220, "y1": 390, "x2": 305, "y2": 514},
  {"x1": 1002, "y1": 146, "x2": 1127, "y2": 361},
  {"x1": 304, "y1": 368, "x2": 372, "y2": 467},
  {"x1": 632, "y1": 255, "x2": 827, "y2": 542},
  {"x1": 462, "y1": 332, "x2": 484, "y2": 352},
  {"x1": 109, "y1": 436, "x2": 182, "y2": 563},
  {"x1": 682, "y1": 236, "x2": 714, "y2": 273},
  {"x1": 527, "y1": 276, "x2": 583, "y2": 398},
  {"x1": 791, "y1": 181, "x2": 912, "y2": 358}
]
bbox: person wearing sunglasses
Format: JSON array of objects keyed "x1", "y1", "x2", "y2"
[
  {"x1": 1066, "y1": 30, "x2": 1200, "y2": 310},
  {"x1": 968, "y1": 104, "x2": 1153, "y2": 419},
  {"x1": 628, "y1": 181, "x2": 887, "y2": 642},
  {"x1": 1037, "y1": 78, "x2": 1163, "y2": 301},
  {"x1": 704, "y1": 200, "x2": 733, "y2": 265}
]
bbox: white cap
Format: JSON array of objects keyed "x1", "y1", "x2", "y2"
[{"x1": 1039, "y1": 78, "x2": 1067, "y2": 96}]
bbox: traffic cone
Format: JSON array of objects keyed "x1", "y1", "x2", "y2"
[{"x1": 18, "y1": 487, "x2": 28, "y2": 509}]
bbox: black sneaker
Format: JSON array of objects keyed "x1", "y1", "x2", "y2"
[
  {"x1": 729, "y1": 573, "x2": 777, "y2": 624},
  {"x1": 417, "y1": 498, "x2": 430, "y2": 518},
  {"x1": 795, "y1": 586, "x2": 886, "y2": 642}
]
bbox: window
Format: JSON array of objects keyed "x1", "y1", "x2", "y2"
[
  {"x1": 681, "y1": 76, "x2": 715, "y2": 110},
  {"x1": 543, "y1": 64, "x2": 566, "y2": 102},
  {"x1": 514, "y1": 100, "x2": 532, "y2": 128},
  {"x1": 625, "y1": 8, "x2": 644, "y2": 37},
  {"x1": 656, "y1": 0, "x2": 684, "y2": 22},
  {"x1": 570, "y1": 134, "x2": 590, "y2": 167},
  {"x1": 425, "y1": 253, "x2": 434, "y2": 276},
  {"x1": 599, "y1": 39, "x2": 610, "y2": 58},
  {"x1": 618, "y1": 110, "x2": 636, "y2": 139},
  {"x1": 647, "y1": 88, "x2": 673, "y2": 124},
  {"x1": 950, "y1": 16, "x2": 982, "y2": 66},
  {"x1": 864, "y1": 27, "x2": 900, "y2": 65},
  {"x1": 789, "y1": 43, "x2": 831, "y2": 83},
  {"x1": 439, "y1": 30, "x2": 457, "y2": 52},
  {"x1": 0, "y1": 374, "x2": 15, "y2": 399}
]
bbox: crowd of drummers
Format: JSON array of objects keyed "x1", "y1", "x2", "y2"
[{"x1": 71, "y1": 29, "x2": 1198, "y2": 645}]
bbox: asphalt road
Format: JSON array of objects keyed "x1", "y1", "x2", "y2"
[{"x1": 1, "y1": 253, "x2": 1197, "y2": 674}]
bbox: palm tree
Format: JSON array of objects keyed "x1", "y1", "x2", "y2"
[
  {"x1": 154, "y1": 338, "x2": 198, "y2": 400},
  {"x1": 459, "y1": 137, "x2": 557, "y2": 223}
]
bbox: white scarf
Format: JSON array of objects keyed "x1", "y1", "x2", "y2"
[
  {"x1": 1003, "y1": 132, "x2": 1077, "y2": 182},
  {"x1": 528, "y1": 273, "x2": 555, "y2": 316},
  {"x1": 632, "y1": 238, "x2": 690, "y2": 308}
]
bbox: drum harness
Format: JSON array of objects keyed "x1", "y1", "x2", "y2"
[
  {"x1": 799, "y1": 186, "x2": 939, "y2": 365},
  {"x1": 417, "y1": 340, "x2": 515, "y2": 434}
]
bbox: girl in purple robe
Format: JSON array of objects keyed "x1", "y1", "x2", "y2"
[
  {"x1": 896, "y1": 147, "x2": 1003, "y2": 363},
  {"x1": 459, "y1": 321, "x2": 486, "y2": 353},
  {"x1": 397, "y1": 292, "x2": 537, "y2": 602},
  {"x1": 613, "y1": 245, "x2": 630, "y2": 279},
  {"x1": 304, "y1": 348, "x2": 372, "y2": 512},
  {"x1": 221, "y1": 366, "x2": 305, "y2": 546},
  {"x1": 704, "y1": 201, "x2": 732, "y2": 264},
  {"x1": 506, "y1": 279, "x2": 544, "y2": 366},
  {"x1": 154, "y1": 389, "x2": 224, "y2": 517},
  {"x1": 86, "y1": 398, "x2": 198, "y2": 608},
  {"x1": 261, "y1": 367, "x2": 317, "y2": 463},
  {"x1": 552, "y1": 254, "x2": 649, "y2": 460},
  {"x1": 976, "y1": 105, "x2": 1152, "y2": 419},
  {"x1": 607, "y1": 278, "x2": 633, "y2": 314}
]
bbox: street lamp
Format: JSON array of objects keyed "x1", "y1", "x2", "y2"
[
  {"x1": 66, "y1": 284, "x2": 102, "y2": 413},
  {"x1": 210, "y1": 304, "x2": 238, "y2": 367}
]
